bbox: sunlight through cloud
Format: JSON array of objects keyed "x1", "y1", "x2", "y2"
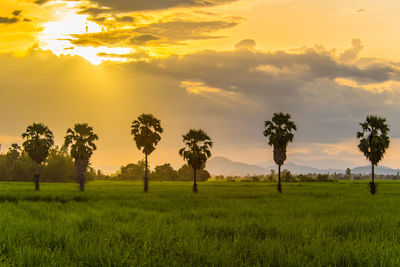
[{"x1": 38, "y1": 1, "x2": 131, "y2": 65}]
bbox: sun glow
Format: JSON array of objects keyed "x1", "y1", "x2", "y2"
[{"x1": 38, "y1": 2, "x2": 131, "y2": 65}]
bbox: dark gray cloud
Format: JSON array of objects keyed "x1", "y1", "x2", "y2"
[
  {"x1": 69, "y1": 30, "x2": 132, "y2": 47},
  {"x1": 69, "y1": 18, "x2": 240, "y2": 47},
  {"x1": 0, "y1": 10, "x2": 28, "y2": 24},
  {"x1": 235, "y1": 39, "x2": 256, "y2": 50},
  {"x1": 34, "y1": 0, "x2": 49, "y2": 4},
  {"x1": 137, "y1": 45, "x2": 398, "y2": 85},
  {"x1": 130, "y1": 34, "x2": 160, "y2": 45},
  {"x1": 78, "y1": 8, "x2": 135, "y2": 25},
  {"x1": 12, "y1": 10, "x2": 22, "y2": 16},
  {"x1": 0, "y1": 17, "x2": 18, "y2": 24},
  {"x1": 78, "y1": 7, "x2": 111, "y2": 16},
  {"x1": 84, "y1": 0, "x2": 238, "y2": 12},
  {"x1": 134, "y1": 19, "x2": 239, "y2": 42},
  {"x1": 116, "y1": 16, "x2": 135, "y2": 23}
]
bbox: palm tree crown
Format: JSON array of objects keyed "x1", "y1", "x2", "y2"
[
  {"x1": 357, "y1": 115, "x2": 390, "y2": 165},
  {"x1": 22, "y1": 123, "x2": 54, "y2": 164},
  {"x1": 263, "y1": 112, "x2": 297, "y2": 166},
  {"x1": 64, "y1": 123, "x2": 98, "y2": 161},
  {"x1": 179, "y1": 129, "x2": 213, "y2": 171},
  {"x1": 7, "y1": 143, "x2": 21, "y2": 160},
  {"x1": 131, "y1": 114, "x2": 163, "y2": 155}
]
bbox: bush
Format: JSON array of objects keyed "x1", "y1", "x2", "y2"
[
  {"x1": 226, "y1": 176, "x2": 236, "y2": 182},
  {"x1": 317, "y1": 174, "x2": 329, "y2": 182},
  {"x1": 298, "y1": 174, "x2": 314, "y2": 182}
]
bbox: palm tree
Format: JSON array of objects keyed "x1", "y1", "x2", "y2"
[
  {"x1": 22, "y1": 123, "x2": 54, "y2": 190},
  {"x1": 131, "y1": 114, "x2": 163, "y2": 193},
  {"x1": 346, "y1": 168, "x2": 351, "y2": 180},
  {"x1": 7, "y1": 143, "x2": 21, "y2": 169},
  {"x1": 357, "y1": 115, "x2": 390, "y2": 195},
  {"x1": 179, "y1": 129, "x2": 213, "y2": 193},
  {"x1": 263, "y1": 112, "x2": 297, "y2": 193},
  {"x1": 64, "y1": 123, "x2": 98, "y2": 191}
]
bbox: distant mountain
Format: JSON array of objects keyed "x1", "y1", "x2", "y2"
[
  {"x1": 277, "y1": 162, "x2": 344, "y2": 175},
  {"x1": 351, "y1": 165, "x2": 400, "y2": 175},
  {"x1": 206, "y1": 156, "x2": 400, "y2": 176},
  {"x1": 257, "y1": 161, "x2": 344, "y2": 174},
  {"x1": 206, "y1": 157, "x2": 342, "y2": 176},
  {"x1": 264, "y1": 162, "x2": 400, "y2": 175},
  {"x1": 206, "y1": 157, "x2": 267, "y2": 176}
]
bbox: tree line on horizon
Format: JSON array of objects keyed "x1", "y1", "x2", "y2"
[
  {"x1": 0, "y1": 114, "x2": 213, "y2": 193},
  {"x1": 215, "y1": 170, "x2": 400, "y2": 183},
  {"x1": 0, "y1": 148, "x2": 210, "y2": 182},
  {"x1": 0, "y1": 113, "x2": 391, "y2": 195}
]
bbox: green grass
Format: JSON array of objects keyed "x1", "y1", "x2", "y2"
[{"x1": 0, "y1": 180, "x2": 400, "y2": 266}]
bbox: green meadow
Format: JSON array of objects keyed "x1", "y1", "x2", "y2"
[{"x1": 1, "y1": 181, "x2": 400, "y2": 266}]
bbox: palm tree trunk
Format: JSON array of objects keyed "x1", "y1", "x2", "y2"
[
  {"x1": 75, "y1": 160, "x2": 87, "y2": 192},
  {"x1": 193, "y1": 168, "x2": 198, "y2": 193},
  {"x1": 370, "y1": 163, "x2": 376, "y2": 195},
  {"x1": 79, "y1": 176, "x2": 85, "y2": 191},
  {"x1": 144, "y1": 153, "x2": 148, "y2": 193},
  {"x1": 277, "y1": 164, "x2": 282, "y2": 193},
  {"x1": 34, "y1": 163, "x2": 40, "y2": 191},
  {"x1": 79, "y1": 163, "x2": 85, "y2": 192}
]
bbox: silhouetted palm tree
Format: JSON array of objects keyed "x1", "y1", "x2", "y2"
[
  {"x1": 7, "y1": 143, "x2": 21, "y2": 169},
  {"x1": 264, "y1": 112, "x2": 297, "y2": 193},
  {"x1": 131, "y1": 114, "x2": 163, "y2": 193},
  {"x1": 22, "y1": 123, "x2": 54, "y2": 190},
  {"x1": 179, "y1": 129, "x2": 213, "y2": 193},
  {"x1": 346, "y1": 168, "x2": 351, "y2": 180},
  {"x1": 357, "y1": 115, "x2": 390, "y2": 194},
  {"x1": 64, "y1": 123, "x2": 98, "y2": 191}
]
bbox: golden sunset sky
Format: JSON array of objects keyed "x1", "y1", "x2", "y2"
[{"x1": 1, "y1": 0, "x2": 400, "y2": 172}]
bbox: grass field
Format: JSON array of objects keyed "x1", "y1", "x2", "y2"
[{"x1": 0, "y1": 180, "x2": 400, "y2": 266}]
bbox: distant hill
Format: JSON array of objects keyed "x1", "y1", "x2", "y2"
[
  {"x1": 351, "y1": 165, "x2": 400, "y2": 175},
  {"x1": 206, "y1": 156, "x2": 400, "y2": 176},
  {"x1": 206, "y1": 157, "x2": 267, "y2": 176},
  {"x1": 206, "y1": 157, "x2": 342, "y2": 176},
  {"x1": 277, "y1": 162, "x2": 344, "y2": 175}
]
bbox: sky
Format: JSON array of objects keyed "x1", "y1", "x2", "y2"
[{"x1": 1, "y1": 0, "x2": 400, "y2": 172}]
